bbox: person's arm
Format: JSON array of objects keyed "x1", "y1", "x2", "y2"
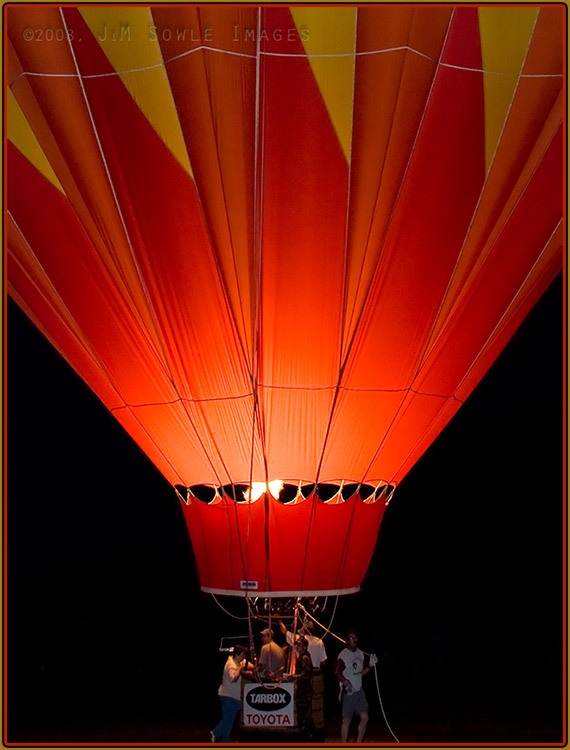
[
  {"x1": 278, "y1": 625, "x2": 293, "y2": 648},
  {"x1": 317, "y1": 640, "x2": 327, "y2": 669},
  {"x1": 360, "y1": 653, "x2": 371, "y2": 677},
  {"x1": 335, "y1": 657, "x2": 351, "y2": 690},
  {"x1": 285, "y1": 656, "x2": 311, "y2": 681},
  {"x1": 299, "y1": 655, "x2": 312, "y2": 680},
  {"x1": 227, "y1": 661, "x2": 247, "y2": 682}
]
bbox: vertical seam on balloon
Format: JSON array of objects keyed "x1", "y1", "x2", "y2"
[
  {"x1": 245, "y1": 6, "x2": 271, "y2": 592},
  {"x1": 230, "y1": 497, "x2": 248, "y2": 593},
  {"x1": 59, "y1": 7, "x2": 230, "y2": 488},
  {"x1": 250, "y1": 5, "x2": 262, "y2": 590},
  {"x1": 338, "y1": 7, "x2": 358, "y2": 375},
  {"x1": 414, "y1": 8, "x2": 542, "y2": 375},
  {"x1": 299, "y1": 492, "x2": 318, "y2": 593},
  {"x1": 8, "y1": 209, "x2": 188, "y2": 486},
  {"x1": 355, "y1": 500, "x2": 383, "y2": 585},
  {"x1": 387, "y1": 217, "x2": 562, "y2": 486},
  {"x1": 313, "y1": 8, "x2": 358, "y2": 490},
  {"x1": 259, "y1": 7, "x2": 272, "y2": 593},
  {"x1": 251, "y1": 4, "x2": 265, "y2": 463},
  {"x1": 193, "y1": 500, "x2": 210, "y2": 591},
  {"x1": 358, "y1": 390, "x2": 412, "y2": 486},
  {"x1": 245, "y1": 379, "x2": 263, "y2": 588},
  {"x1": 334, "y1": 496, "x2": 360, "y2": 592}
]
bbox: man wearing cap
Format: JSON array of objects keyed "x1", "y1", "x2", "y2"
[{"x1": 257, "y1": 628, "x2": 286, "y2": 681}]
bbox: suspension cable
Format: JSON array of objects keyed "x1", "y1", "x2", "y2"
[
  {"x1": 210, "y1": 593, "x2": 250, "y2": 620},
  {"x1": 298, "y1": 601, "x2": 344, "y2": 644},
  {"x1": 373, "y1": 662, "x2": 400, "y2": 743},
  {"x1": 246, "y1": 595, "x2": 258, "y2": 667}
]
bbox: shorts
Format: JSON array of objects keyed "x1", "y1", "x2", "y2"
[{"x1": 342, "y1": 688, "x2": 369, "y2": 719}]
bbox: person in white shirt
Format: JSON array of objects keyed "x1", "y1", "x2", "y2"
[
  {"x1": 279, "y1": 618, "x2": 327, "y2": 669},
  {"x1": 335, "y1": 630, "x2": 370, "y2": 743},
  {"x1": 211, "y1": 645, "x2": 253, "y2": 742}
]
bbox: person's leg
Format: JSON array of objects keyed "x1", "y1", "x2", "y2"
[
  {"x1": 356, "y1": 711, "x2": 369, "y2": 743},
  {"x1": 213, "y1": 697, "x2": 237, "y2": 742},
  {"x1": 297, "y1": 692, "x2": 314, "y2": 740},
  {"x1": 211, "y1": 697, "x2": 225, "y2": 741},
  {"x1": 226, "y1": 698, "x2": 242, "y2": 741},
  {"x1": 341, "y1": 693, "x2": 354, "y2": 742}
]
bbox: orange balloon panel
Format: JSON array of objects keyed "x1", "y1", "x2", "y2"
[{"x1": 7, "y1": 6, "x2": 563, "y2": 596}]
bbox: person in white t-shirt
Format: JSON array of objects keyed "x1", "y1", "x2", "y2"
[
  {"x1": 335, "y1": 630, "x2": 371, "y2": 743},
  {"x1": 211, "y1": 645, "x2": 253, "y2": 742}
]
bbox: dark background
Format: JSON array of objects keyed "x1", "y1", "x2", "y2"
[{"x1": 6, "y1": 273, "x2": 565, "y2": 745}]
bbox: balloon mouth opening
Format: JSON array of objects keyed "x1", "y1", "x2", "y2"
[
  {"x1": 177, "y1": 481, "x2": 396, "y2": 506},
  {"x1": 202, "y1": 585, "x2": 362, "y2": 598}
]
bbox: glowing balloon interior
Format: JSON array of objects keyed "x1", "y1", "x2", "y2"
[{"x1": 7, "y1": 6, "x2": 563, "y2": 595}]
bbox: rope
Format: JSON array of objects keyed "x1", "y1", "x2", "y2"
[
  {"x1": 246, "y1": 596, "x2": 257, "y2": 671},
  {"x1": 323, "y1": 596, "x2": 339, "y2": 640},
  {"x1": 298, "y1": 602, "x2": 345, "y2": 645},
  {"x1": 373, "y1": 663, "x2": 400, "y2": 743},
  {"x1": 288, "y1": 601, "x2": 299, "y2": 675},
  {"x1": 210, "y1": 593, "x2": 250, "y2": 620}
]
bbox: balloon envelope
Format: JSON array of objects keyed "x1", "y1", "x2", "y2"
[{"x1": 7, "y1": 5, "x2": 563, "y2": 595}]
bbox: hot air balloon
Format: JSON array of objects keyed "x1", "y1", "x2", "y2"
[{"x1": 7, "y1": 5, "x2": 564, "y2": 599}]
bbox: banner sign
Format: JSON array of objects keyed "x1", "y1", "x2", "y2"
[{"x1": 242, "y1": 682, "x2": 295, "y2": 728}]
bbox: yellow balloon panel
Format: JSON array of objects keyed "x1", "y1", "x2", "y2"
[
  {"x1": 478, "y1": 6, "x2": 538, "y2": 172},
  {"x1": 7, "y1": 89, "x2": 64, "y2": 193},
  {"x1": 79, "y1": 6, "x2": 193, "y2": 177},
  {"x1": 292, "y1": 7, "x2": 356, "y2": 162}
]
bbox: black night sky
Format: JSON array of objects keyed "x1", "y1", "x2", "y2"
[{"x1": 6, "y1": 273, "x2": 565, "y2": 745}]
